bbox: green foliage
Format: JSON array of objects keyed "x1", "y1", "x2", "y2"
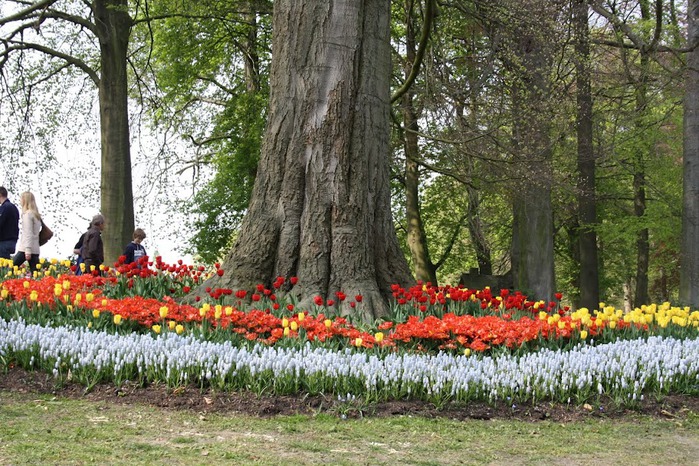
[{"x1": 135, "y1": 1, "x2": 272, "y2": 261}]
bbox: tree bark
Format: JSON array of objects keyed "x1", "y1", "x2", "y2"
[
  {"x1": 632, "y1": 0, "x2": 652, "y2": 307},
  {"x1": 94, "y1": 0, "x2": 135, "y2": 265},
  {"x1": 403, "y1": 0, "x2": 437, "y2": 285},
  {"x1": 205, "y1": 0, "x2": 413, "y2": 320},
  {"x1": 680, "y1": 0, "x2": 699, "y2": 307},
  {"x1": 573, "y1": 0, "x2": 600, "y2": 310},
  {"x1": 508, "y1": 2, "x2": 557, "y2": 301}
]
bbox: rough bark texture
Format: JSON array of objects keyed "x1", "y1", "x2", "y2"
[
  {"x1": 206, "y1": 0, "x2": 413, "y2": 320},
  {"x1": 508, "y1": 1, "x2": 557, "y2": 301},
  {"x1": 94, "y1": 0, "x2": 135, "y2": 265},
  {"x1": 573, "y1": 0, "x2": 600, "y2": 310},
  {"x1": 680, "y1": 0, "x2": 699, "y2": 307}
]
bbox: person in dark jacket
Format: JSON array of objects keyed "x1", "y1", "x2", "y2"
[
  {"x1": 122, "y1": 228, "x2": 147, "y2": 265},
  {"x1": 0, "y1": 187, "x2": 20, "y2": 260},
  {"x1": 72, "y1": 226, "x2": 89, "y2": 275},
  {"x1": 82, "y1": 214, "x2": 105, "y2": 274}
]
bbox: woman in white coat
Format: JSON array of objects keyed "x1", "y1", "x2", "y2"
[{"x1": 12, "y1": 191, "x2": 42, "y2": 276}]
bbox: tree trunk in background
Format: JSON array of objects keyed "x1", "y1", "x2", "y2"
[
  {"x1": 509, "y1": 1, "x2": 557, "y2": 301},
  {"x1": 573, "y1": 0, "x2": 600, "y2": 310},
  {"x1": 632, "y1": 1, "x2": 652, "y2": 307},
  {"x1": 403, "y1": 0, "x2": 437, "y2": 285},
  {"x1": 95, "y1": 0, "x2": 135, "y2": 265},
  {"x1": 207, "y1": 0, "x2": 413, "y2": 320},
  {"x1": 680, "y1": 0, "x2": 699, "y2": 307},
  {"x1": 243, "y1": 3, "x2": 260, "y2": 93}
]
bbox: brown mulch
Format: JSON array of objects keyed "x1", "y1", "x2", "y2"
[{"x1": 2, "y1": 366, "x2": 698, "y2": 422}]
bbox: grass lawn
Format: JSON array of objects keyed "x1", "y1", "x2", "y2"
[{"x1": 2, "y1": 390, "x2": 699, "y2": 465}]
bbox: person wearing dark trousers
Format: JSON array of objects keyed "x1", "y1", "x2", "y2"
[
  {"x1": 12, "y1": 191, "x2": 42, "y2": 276},
  {"x1": 82, "y1": 214, "x2": 105, "y2": 275},
  {"x1": 0, "y1": 187, "x2": 19, "y2": 261}
]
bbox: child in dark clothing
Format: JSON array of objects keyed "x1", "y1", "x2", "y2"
[{"x1": 123, "y1": 228, "x2": 147, "y2": 265}]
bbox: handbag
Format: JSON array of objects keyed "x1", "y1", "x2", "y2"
[{"x1": 39, "y1": 220, "x2": 53, "y2": 246}]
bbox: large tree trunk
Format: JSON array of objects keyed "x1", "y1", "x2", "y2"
[
  {"x1": 508, "y1": 2, "x2": 557, "y2": 301},
  {"x1": 94, "y1": 0, "x2": 135, "y2": 265},
  {"x1": 680, "y1": 0, "x2": 699, "y2": 307},
  {"x1": 573, "y1": 0, "x2": 600, "y2": 310},
  {"x1": 205, "y1": 0, "x2": 413, "y2": 320}
]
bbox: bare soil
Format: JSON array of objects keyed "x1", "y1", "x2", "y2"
[{"x1": 2, "y1": 366, "x2": 698, "y2": 422}]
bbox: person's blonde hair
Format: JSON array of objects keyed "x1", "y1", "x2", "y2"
[{"x1": 19, "y1": 191, "x2": 41, "y2": 221}]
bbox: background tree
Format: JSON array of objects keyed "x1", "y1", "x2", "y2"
[
  {"x1": 681, "y1": 0, "x2": 699, "y2": 307},
  {"x1": 141, "y1": 0, "x2": 273, "y2": 263},
  {"x1": 0, "y1": 0, "x2": 136, "y2": 263}
]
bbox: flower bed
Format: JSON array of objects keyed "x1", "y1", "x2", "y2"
[
  {"x1": 1, "y1": 257, "x2": 699, "y2": 406},
  {"x1": 2, "y1": 318, "x2": 698, "y2": 406}
]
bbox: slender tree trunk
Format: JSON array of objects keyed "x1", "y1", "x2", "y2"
[
  {"x1": 206, "y1": 0, "x2": 413, "y2": 320},
  {"x1": 403, "y1": 0, "x2": 437, "y2": 285},
  {"x1": 680, "y1": 0, "x2": 699, "y2": 307},
  {"x1": 94, "y1": 0, "x2": 135, "y2": 265},
  {"x1": 243, "y1": 3, "x2": 260, "y2": 93},
  {"x1": 465, "y1": 181, "x2": 492, "y2": 275},
  {"x1": 573, "y1": 0, "x2": 600, "y2": 310},
  {"x1": 632, "y1": 1, "x2": 652, "y2": 307}
]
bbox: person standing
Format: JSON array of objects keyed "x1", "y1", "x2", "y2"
[
  {"x1": 72, "y1": 226, "x2": 89, "y2": 275},
  {"x1": 0, "y1": 187, "x2": 20, "y2": 260},
  {"x1": 122, "y1": 228, "x2": 147, "y2": 265},
  {"x1": 82, "y1": 214, "x2": 105, "y2": 274},
  {"x1": 12, "y1": 191, "x2": 42, "y2": 275}
]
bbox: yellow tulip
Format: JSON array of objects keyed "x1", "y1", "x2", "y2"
[
  {"x1": 324, "y1": 319, "x2": 332, "y2": 329},
  {"x1": 290, "y1": 321, "x2": 299, "y2": 332},
  {"x1": 92, "y1": 309, "x2": 100, "y2": 318},
  {"x1": 298, "y1": 312, "x2": 305, "y2": 322},
  {"x1": 225, "y1": 306, "x2": 233, "y2": 316},
  {"x1": 580, "y1": 330, "x2": 588, "y2": 339},
  {"x1": 608, "y1": 321, "x2": 617, "y2": 329},
  {"x1": 283, "y1": 327, "x2": 290, "y2": 337},
  {"x1": 464, "y1": 348, "x2": 472, "y2": 356},
  {"x1": 0, "y1": 289, "x2": 7, "y2": 299},
  {"x1": 29, "y1": 291, "x2": 38, "y2": 301},
  {"x1": 23, "y1": 281, "x2": 30, "y2": 289},
  {"x1": 159, "y1": 306, "x2": 168, "y2": 318},
  {"x1": 101, "y1": 299, "x2": 108, "y2": 306},
  {"x1": 374, "y1": 332, "x2": 384, "y2": 343},
  {"x1": 152, "y1": 325, "x2": 161, "y2": 334},
  {"x1": 175, "y1": 324, "x2": 184, "y2": 335},
  {"x1": 355, "y1": 337, "x2": 363, "y2": 347},
  {"x1": 113, "y1": 314, "x2": 122, "y2": 325},
  {"x1": 86, "y1": 293, "x2": 94, "y2": 303},
  {"x1": 282, "y1": 317, "x2": 289, "y2": 328},
  {"x1": 168, "y1": 320, "x2": 176, "y2": 330}
]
